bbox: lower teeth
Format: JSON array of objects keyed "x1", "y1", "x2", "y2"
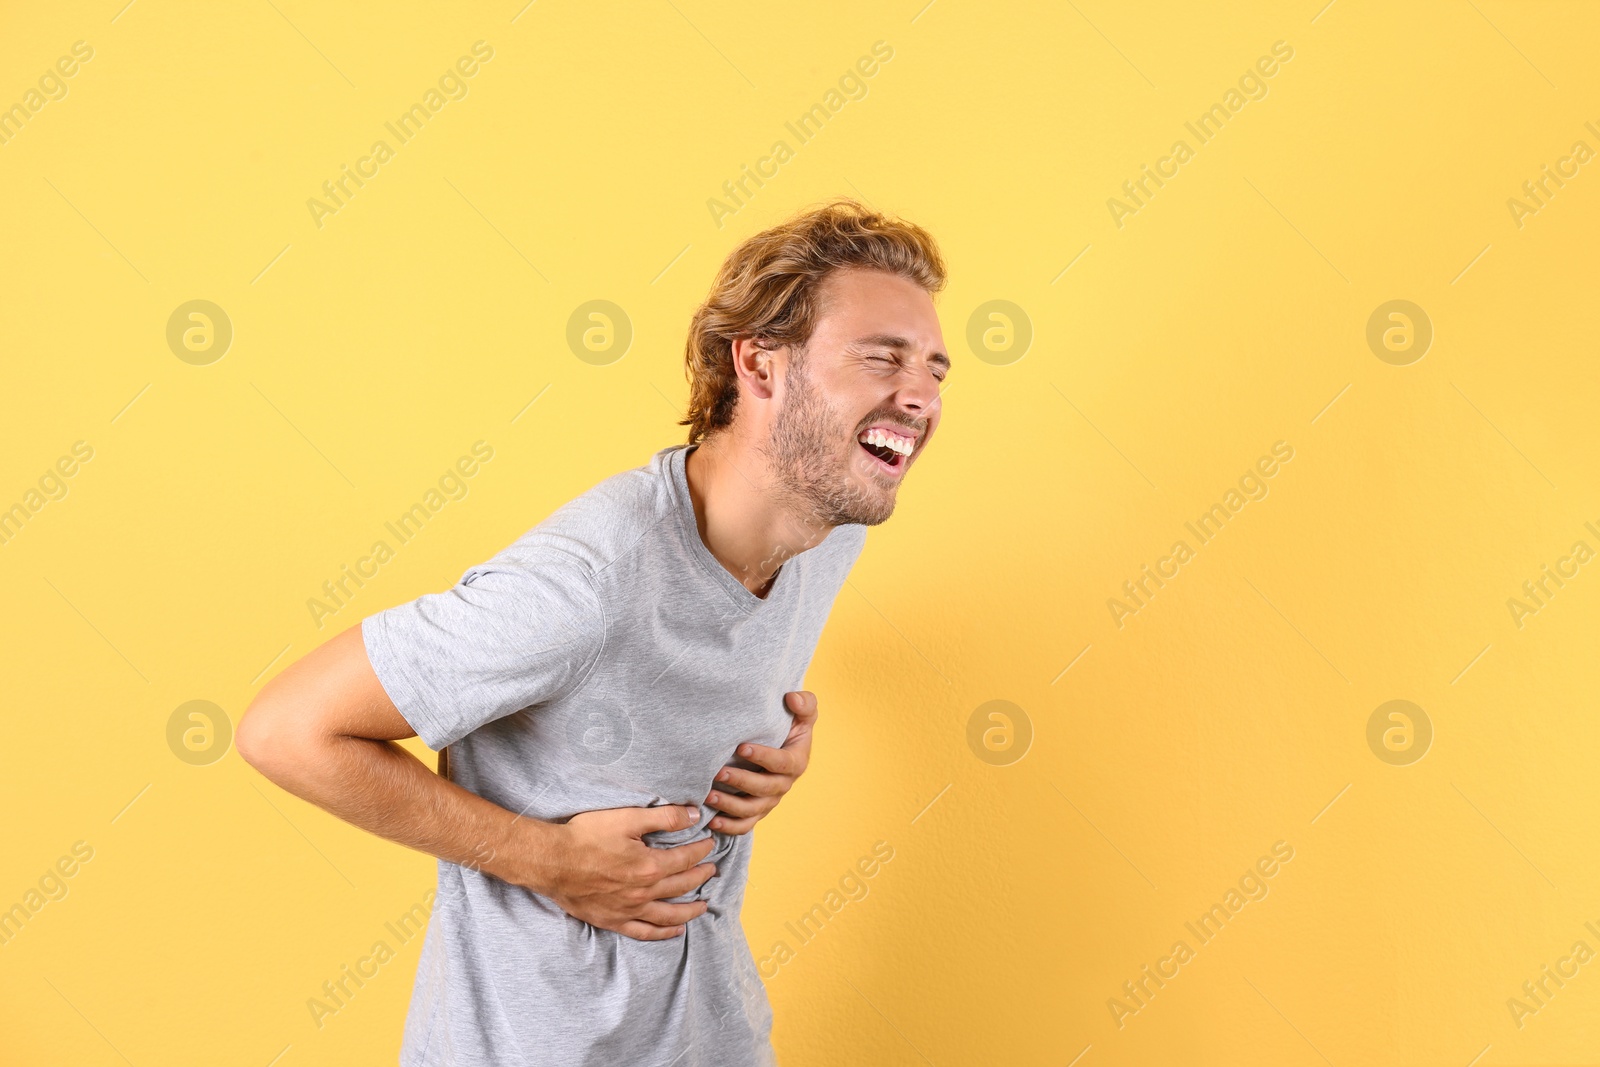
[{"x1": 862, "y1": 442, "x2": 896, "y2": 464}]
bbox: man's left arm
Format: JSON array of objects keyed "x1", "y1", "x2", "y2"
[{"x1": 704, "y1": 690, "x2": 818, "y2": 834}]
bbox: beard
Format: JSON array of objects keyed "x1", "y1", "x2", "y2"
[{"x1": 763, "y1": 352, "x2": 899, "y2": 528}]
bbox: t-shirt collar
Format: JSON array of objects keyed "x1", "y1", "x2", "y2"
[{"x1": 667, "y1": 444, "x2": 789, "y2": 614}]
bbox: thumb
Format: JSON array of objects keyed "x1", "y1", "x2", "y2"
[{"x1": 633, "y1": 803, "x2": 702, "y2": 837}]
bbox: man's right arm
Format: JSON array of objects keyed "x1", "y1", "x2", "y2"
[{"x1": 236, "y1": 623, "x2": 717, "y2": 941}]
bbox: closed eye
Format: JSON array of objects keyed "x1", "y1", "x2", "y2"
[{"x1": 864, "y1": 349, "x2": 947, "y2": 381}]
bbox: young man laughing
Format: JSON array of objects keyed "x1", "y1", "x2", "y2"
[{"x1": 238, "y1": 199, "x2": 950, "y2": 1066}]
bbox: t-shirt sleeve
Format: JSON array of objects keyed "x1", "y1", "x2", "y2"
[{"x1": 360, "y1": 548, "x2": 606, "y2": 750}]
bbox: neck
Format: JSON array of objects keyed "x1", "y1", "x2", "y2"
[{"x1": 684, "y1": 431, "x2": 834, "y2": 597}]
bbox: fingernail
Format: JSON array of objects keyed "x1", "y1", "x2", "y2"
[
  {"x1": 685, "y1": 806, "x2": 700, "y2": 820},
  {"x1": 740, "y1": 745, "x2": 753, "y2": 756}
]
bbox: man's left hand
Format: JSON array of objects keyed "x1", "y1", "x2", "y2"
[{"x1": 704, "y1": 691, "x2": 818, "y2": 834}]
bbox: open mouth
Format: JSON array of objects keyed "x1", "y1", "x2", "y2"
[{"x1": 856, "y1": 426, "x2": 915, "y2": 475}]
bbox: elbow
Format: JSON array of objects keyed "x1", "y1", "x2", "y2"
[{"x1": 237, "y1": 695, "x2": 296, "y2": 779}]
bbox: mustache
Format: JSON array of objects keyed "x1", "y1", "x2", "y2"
[{"x1": 853, "y1": 412, "x2": 926, "y2": 436}]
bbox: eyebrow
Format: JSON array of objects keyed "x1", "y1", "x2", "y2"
[{"x1": 849, "y1": 333, "x2": 952, "y2": 372}]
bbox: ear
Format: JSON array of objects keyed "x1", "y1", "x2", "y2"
[{"x1": 731, "y1": 336, "x2": 783, "y2": 401}]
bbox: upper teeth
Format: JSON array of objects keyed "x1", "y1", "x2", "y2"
[{"x1": 861, "y1": 428, "x2": 914, "y2": 456}]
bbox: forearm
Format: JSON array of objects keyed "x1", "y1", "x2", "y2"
[
  {"x1": 284, "y1": 736, "x2": 547, "y2": 884},
  {"x1": 240, "y1": 709, "x2": 556, "y2": 893}
]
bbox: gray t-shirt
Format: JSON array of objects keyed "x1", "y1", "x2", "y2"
[{"x1": 362, "y1": 442, "x2": 867, "y2": 1066}]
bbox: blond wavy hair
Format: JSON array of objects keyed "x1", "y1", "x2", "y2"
[{"x1": 680, "y1": 199, "x2": 947, "y2": 444}]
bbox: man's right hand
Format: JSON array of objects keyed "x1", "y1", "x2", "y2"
[{"x1": 531, "y1": 804, "x2": 718, "y2": 941}]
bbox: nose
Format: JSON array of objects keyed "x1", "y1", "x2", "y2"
[{"x1": 898, "y1": 359, "x2": 943, "y2": 419}]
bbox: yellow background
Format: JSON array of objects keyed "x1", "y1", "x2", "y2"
[{"x1": 3, "y1": 0, "x2": 1598, "y2": 1064}]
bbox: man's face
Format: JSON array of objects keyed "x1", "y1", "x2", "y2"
[{"x1": 764, "y1": 267, "x2": 949, "y2": 527}]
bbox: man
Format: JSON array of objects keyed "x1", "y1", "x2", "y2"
[{"x1": 238, "y1": 198, "x2": 950, "y2": 1065}]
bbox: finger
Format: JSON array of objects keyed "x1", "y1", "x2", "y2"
[
  {"x1": 637, "y1": 899, "x2": 710, "y2": 927},
  {"x1": 706, "y1": 788, "x2": 778, "y2": 818},
  {"x1": 709, "y1": 813, "x2": 759, "y2": 835},
  {"x1": 784, "y1": 690, "x2": 819, "y2": 727},
  {"x1": 733, "y1": 742, "x2": 801, "y2": 776},
  {"x1": 650, "y1": 835, "x2": 717, "y2": 876},
  {"x1": 618, "y1": 919, "x2": 688, "y2": 941},
  {"x1": 629, "y1": 803, "x2": 705, "y2": 837},
  {"x1": 712, "y1": 764, "x2": 789, "y2": 797},
  {"x1": 650, "y1": 861, "x2": 718, "y2": 899},
  {"x1": 778, "y1": 693, "x2": 818, "y2": 750}
]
